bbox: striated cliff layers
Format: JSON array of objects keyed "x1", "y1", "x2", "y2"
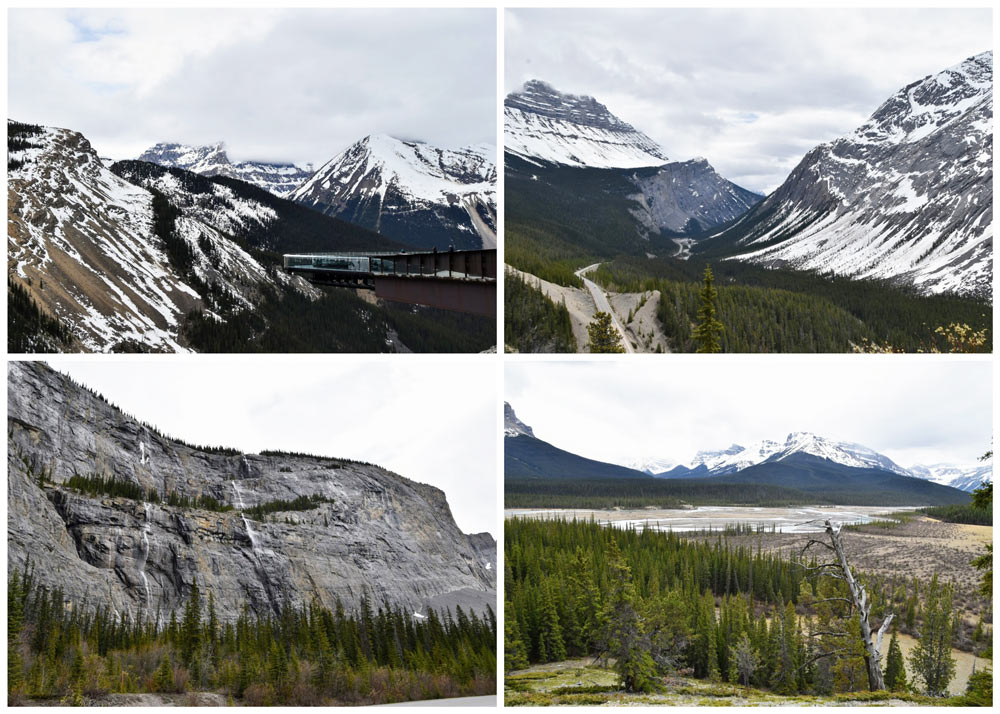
[{"x1": 7, "y1": 361, "x2": 495, "y2": 624}]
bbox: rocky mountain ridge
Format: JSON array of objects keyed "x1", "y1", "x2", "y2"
[
  {"x1": 289, "y1": 134, "x2": 497, "y2": 250},
  {"x1": 137, "y1": 142, "x2": 314, "y2": 197},
  {"x1": 504, "y1": 79, "x2": 669, "y2": 169},
  {"x1": 7, "y1": 361, "x2": 496, "y2": 623},
  {"x1": 708, "y1": 51, "x2": 993, "y2": 298},
  {"x1": 504, "y1": 80, "x2": 761, "y2": 238}
]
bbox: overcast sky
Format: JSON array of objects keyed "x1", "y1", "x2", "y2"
[
  {"x1": 50, "y1": 360, "x2": 496, "y2": 538},
  {"x1": 505, "y1": 8, "x2": 992, "y2": 193},
  {"x1": 506, "y1": 360, "x2": 992, "y2": 470},
  {"x1": 9, "y1": 8, "x2": 496, "y2": 166}
]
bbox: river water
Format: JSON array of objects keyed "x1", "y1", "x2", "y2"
[{"x1": 504, "y1": 505, "x2": 919, "y2": 533}]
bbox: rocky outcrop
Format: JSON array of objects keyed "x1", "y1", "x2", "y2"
[
  {"x1": 629, "y1": 158, "x2": 762, "y2": 234},
  {"x1": 709, "y1": 52, "x2": 993, "y2": 298},
  {"x1": 137, "y1": 142, "x2": 314, "y2": 197},
  {"x1": 7, "y1": 361, "x2": 495, "y2": 623}
]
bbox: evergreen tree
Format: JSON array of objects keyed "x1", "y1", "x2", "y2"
[
  {"x1": 503, "y1": 596, "x2": 529, "y2": 673},
  {"x1": 180, "y1": 578, "x2": 202, "y2": 669},
  {"x1": 536, "y1": 581, "x2": 566, "y2": 663},
  {"x1": 601, "y1": 538, "x2": 659, "y2": 692},
  {"x1": 586, "y1": 312, "x2": 625, "y2": 353},
  {"x1": 733, "y1": 631, "x2": 758, "y2": 686},
  {"x1": 883, "y1": 629, "x2": 907, "y2": 692},
  {"x1": 692, "y1": 265, "x2": 724, "y2": 353},
  {"x1": 908, "y1": 577, "x2": 956, "y2": 696}
]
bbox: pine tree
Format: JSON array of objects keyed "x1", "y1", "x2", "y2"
[
  {"x1": 153, "y1": 655, "x2": 174, "y2": 693},
  {"x1": 692, "y1": 265, "x2": 724, "y2": 353},
  {"x1": 733, "y1": 631, "x2": 758, "y2": 686},
  {"x1": 586, "y1": 312, "x2": 625, "y2": 353},
  {"x1": 180, "y1": 578, "x2": 202, "y2": 669},
  {"x1": 601, "y1": 538, "x2": 659, "y2": 692},
  {"x1": 883, "y1": 629, "x2": 907, "y2": 692},
  {"x1": 503, "y1": 596, "x2": 529, "y2": 672},
  {"x1": 908, "y1": 577, "x2": 956, "y2": 696},
  {"x1": 536, "y1": 581, "x2": 566, "y2": 662}
]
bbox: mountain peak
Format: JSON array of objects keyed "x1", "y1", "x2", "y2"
[
  {"x1": 136, "y1": 141, "x2": 311, "y2": 197},
  {"x1": 504, "y1": 79, "x2": 669, "y2": 169},
  {"x1": 503, "y1": 402, "x2": 535, "y2": 438}
]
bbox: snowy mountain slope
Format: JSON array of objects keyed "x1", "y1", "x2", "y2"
[
  {"x1": 707, "y1": 51, "x2": 993, "y2": 298},
  {"x1": 625, "y1": 457, "x2": 678, "y2": 476},
  {"x1": 289, "y1": 134, "x2": 496, "y2": 250},
  {"x1": 504, "y1": 80, "x2": 761, "y2": 239},
  {"x1": 907, "y1": 463, "x2": 992, "y2": 492},
  {"x1": 7, "y1": 121, "x2": 319, "y2": 352},
  {"x1": 137, "y1": 142, "x2": 313, "y2": 197},
  {"x1": 504, "y1": 80, "x2": 669, "y2": 169},
  {"x1": 8, "y1": 123, "x2": 204, "y2": 352}
]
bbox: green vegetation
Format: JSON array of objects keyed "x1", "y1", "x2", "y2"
[
  {"x1": 8, "y1": 120, "x2": 44, "y2": 171},
  {"x1": 7, "y1": 279, "x2": 75, "y2": 353},
  {"x1": 505, "y1": 478, "x2": 821, "y2": 509},
  {"x1": 918, "y1": 504, "x2": 992, "y2": 526},
  {"x1": 504, "y1": 270, "x2": 575, "y2": 352},
  {"x1": 591, "y1": 257, "x2": 991, "y2": 353},
  {"x1": 8, "y1": 567, "x2": 495, "y2": 706},
  {"x1": 586, "y1": 312, "x2": 625, "y2": 353},
  {"x1": 63, "y1": 473, "x2": 234, "y2": 513},
  {"x1": 246, "y1": 494, "x2": 334, "y2": 522},
  {"x1": 506, "y1": 518, "x2": 967, "y2": 699},
  {"x1": 693, "y1": 265, "x2": 723, "y2": 353}
]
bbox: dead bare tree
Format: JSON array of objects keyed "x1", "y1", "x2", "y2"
[{"x1": 803, "y1": 519, "x2": 894, "y2": 691}]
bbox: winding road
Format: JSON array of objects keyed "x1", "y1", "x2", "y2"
[{"x1": 575, "y1": 263, "x2": 634, "y2": 353}]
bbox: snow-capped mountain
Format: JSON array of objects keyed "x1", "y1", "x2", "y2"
[
  {"x1": 630, "y1": 158, "x2": 763, "y2": 235},
  {"x1": 625, "y1": 457, "x2": 678, "y2": 476},
  {"x1": 7, "y1": 121, "x2": 315, "y2": 352},
  {"x1": 504, "y1": 80, "x2": 761, "y2": 238},
  {"x1": 666, "y1": 432, "x2": 912, "y2": 477},
  {"x1": 504, "y1": 402, "x2": 535, "y2": 438},
  {"x1": 711, "y1": 51, "x2": 993, "y2": 298},
  {"x1": 137, "y1": 142, "x2": 313, "y2": 197},
  {"x1": 289, "y1": 134, "x2": 496, "y2": 251},
  {"x1": 505, "y1": 79, "x2": 669, "y2": 169},
  {"x1": 908, "y1": 463, "x2": 992, "y2": 492}
]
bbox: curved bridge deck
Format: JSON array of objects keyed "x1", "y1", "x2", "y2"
[{"x1": 283, "y1": 248, "x2": 496, "y2": 316}]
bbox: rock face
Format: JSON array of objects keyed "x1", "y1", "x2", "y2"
[
  {"x1": 505, "y1": 80, "x2": 669, "y2": 169},
  {"x1": 504, "y1": 80, "x2": 760, "y2": 238},
  {"x1": 289, "y1": 134, "x2": 497, "y2": 250},
  {"x1": 503, "y1": 402, "x2": 535, "y2": 438},
  {"x1": 629, "y1": 158, "x2": 762, "y2": 235},
  {"x1": 710, "y1": 52, "x2": 993, "y2": 298},
  {"x1": 137, "y1": 142, "x2": 313, "y2": 197},
  {"x1": 7, "y1": 361, "x2": 496, "y2": 623},
  {"x1": 8, "y1": 123, "x2": 206, "y2": 352}
]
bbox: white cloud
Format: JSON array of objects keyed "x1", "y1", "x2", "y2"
[
  {"x1": 48, "y1": 359, "x2": 497, "y2": 538},
  {"x1": 505, "y1": 359, "x2": 992, "y2": 470},
  {"x1": 505, "y1": 8, "x2": 991, "y2": 192},
  {"x1": 9, "y1": 8, "x2": 496, "y2": 166}
]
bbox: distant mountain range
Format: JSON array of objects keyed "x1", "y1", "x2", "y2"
[
  {"x1": 137, "y1": 142, "x2": 313, "y2": 198},
  {"x1": 700, "y1": 51, "x2": 993, "y2": 298},
  {"x1": 137, "y1": 135, "x2": 497, "y2": 251},
  {"x1": 505, "y1": 403, "x2": 647, "y2": 480},
  {"x1": 504, "y1": 403, "x2": 978, "y2": 504},
  {"x1": 6, "y1": 120, "x2": 442, "y2": 353}
]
